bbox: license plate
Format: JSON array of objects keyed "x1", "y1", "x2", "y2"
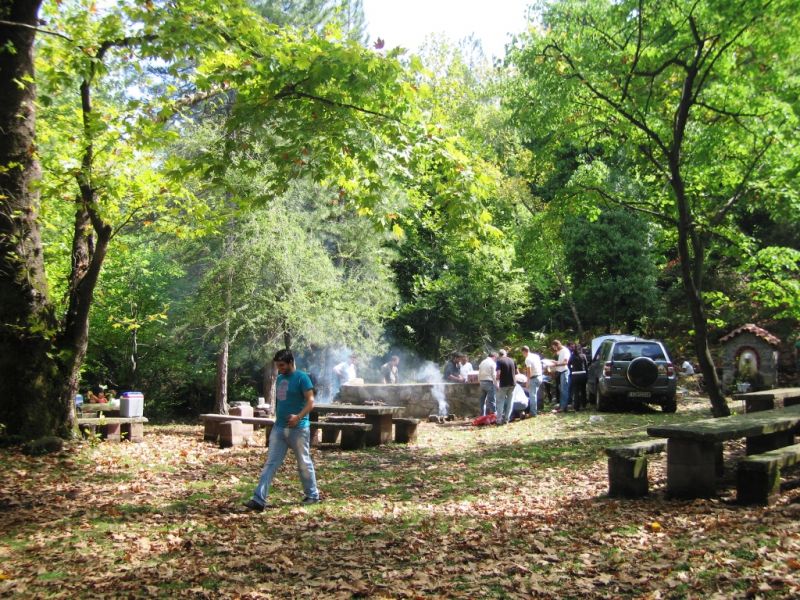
[{"x1": 628, "y1": 391, "x2": 651, "y2": 398}]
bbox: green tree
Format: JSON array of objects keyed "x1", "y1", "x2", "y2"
[
  {"x1": 563, "y1": 209, "x2": 661, "y2": 333},
  {"x1": 384, "y1": 40, "x2": 529, "y2": 358},
  {"x1": 508, "y1": 0, "x2": 800, "y2": 415},
  {"x1": 253, "y1": 0, "x2": 366, "y2": 41},
  {"x1": 0, "y1": 0, "x2": 420, "y2": 438}
]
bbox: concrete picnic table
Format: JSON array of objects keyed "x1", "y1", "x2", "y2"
[
  {"x1": 310, "y1": 403, "x2": 405, "y2": 447},
  {"x1": 79, "y1": 403, "x2": 120, "y2": 417},
  {"x1": 647, "y1": 404, "x2": 800, "y2": 499},
  {"x1": 732, "y1": 387, "x2": 800, "y2": 413}
]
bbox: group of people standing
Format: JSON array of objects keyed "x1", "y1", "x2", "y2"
[
  {"x1": 475, "y1": 340, "x2": 590, "y2": 425},
  {"x1": 243, "y1": 341, "x2": 592, "y2": 510}
]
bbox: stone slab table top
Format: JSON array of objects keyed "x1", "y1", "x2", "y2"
[{"x1": 647, "y1": 404, "x2": 800, "y2": 443}]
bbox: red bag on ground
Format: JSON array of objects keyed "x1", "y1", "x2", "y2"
[{"x1": 471, "y1": 413, "x2": 496, "y2": 427}]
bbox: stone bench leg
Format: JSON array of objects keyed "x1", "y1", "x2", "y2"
[
  {"x1": 666, "y1": 439, "x2": 719, "y2": 498},
  {"x1": 239, "y1": 423, "x2": 255, "y2": 439},
  {"x1": 264, "y1": 424, "x2": 273, "y2": 447},
  {"x1": 310, "y1": 427, "x2": 321, "y2": 447},
  {"x1": 340, "y1": 428, "x2": 368, "y2": 451},
  {"x1": 394, "y1": 421, "x2": 419, "y2": 444},
  {"x1": 608, "y1": 455, "x2": 650, "y2": 498},
  {"x1": 218, "y1": 420, "x2": 244, "y2": 448},
  {"x1": 121, "y1": 422, "x2": 144, "y2": 443},
  {"x1": 745, "y1": 397, "x2": 776, "y2": 413},
  {"x1": 204, "y1": 420, "x2": 219, "y2": 442},
  {"x1": 365, "y1": 414, "x2": 392, "y2": 446},
  {"x1": 321, "y1": 428, "x2": 340, "y2": 444},
  {"x1": 747, "y1": 430, "x2": 795, "y2": 455},
  {"x1": 737, "y1": 463, "x2": 780, "y2": 505},
  {"x1": 104, "y1": 423, "x2": 122, "y2": 442}
]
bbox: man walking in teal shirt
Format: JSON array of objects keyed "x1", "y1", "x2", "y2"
[{"x1": 244, "y1": 349, "x2": 320, "y2": 511}]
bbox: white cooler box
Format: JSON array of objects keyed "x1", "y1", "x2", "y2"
[{"x1": 120, "y1": 392, "x2": 144, "y2": 417}]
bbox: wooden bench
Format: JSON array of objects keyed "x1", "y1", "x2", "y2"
[
  {"x1": 77, "y1": 417, "x2": 148, "y2": 443},
  {"x1": 737, "y1": 443, "x2": 800, "y2": 505},
  {"x1": 605, "y1": 439, "x2": 667, "y2": 498},
  {"x1": 200, "y1": 414, "x2": 275, "y2": 447},
  {"x1": 393, "y1": 417, "x2": 420, "y2": 444},
  {"x1": 311, "y1": 422, "x2": 373, "y2": 450}
]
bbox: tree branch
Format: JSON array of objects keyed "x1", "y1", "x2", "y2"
[
  {"x1": 694, "y1": 100, "x2": 765, "y2": 119},
  {"x1": 709, "y1": 138, "x2": 773, "y2": 227},
  {"x1": 0, "y1": 18, "x2": 72, "y2": 42},
  {"x1": 95, "y1": 34, "x2": 158, "y2": 61},
  {"x1": 621, "y1": 0, "x2": 645, "y2": 102},
  {"x1": 579, "y1": 185, "x2": 676, "y2": 226},
  {"x1": 274, "y1": 87, "x2": 400, "y2": 122},
  {"x1": 543, "y1": 43, "x2": 671, "y2": 159}
]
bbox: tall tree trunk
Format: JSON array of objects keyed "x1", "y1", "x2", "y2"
[
  {"x1": 214, "y1": 333, "x2": 230, "y2": 415},
  {"x1": 52, "y1": 67, "x2": 114, "y2": 431},
  {"x1": 263, "y1": 361, "x2": 277, "y2": 415},
  {"x1": 0, "y1": 1, "x2": 67, "y2": 438},
  {"x1": 130, "y1": 316, "x2": 139, "y2": 388},
  {"x1": 553, "y1": 264, "x2": 584, "y2": 341},
  {"x1": 671, "y1": 168, "x2": 729, "y2": 417},
  {"x1": 213, "y1": 263, "x2": 234, "y2": 415}
]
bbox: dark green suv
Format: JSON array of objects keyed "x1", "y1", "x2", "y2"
[{"x1": 586, "y1": 336, "x2": 678, "y2": 412}]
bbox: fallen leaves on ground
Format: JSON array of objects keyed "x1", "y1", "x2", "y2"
[{"x1": 1, "y1": 398, "x2": 799, "y2": 598}]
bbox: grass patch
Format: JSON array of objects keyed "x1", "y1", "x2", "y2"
[
  {"x1": 36, "y1": 570, "x2": 67, "y2": 581},
  {"x1": 731, "y1": 548, "x2": 758, "y2": 561}
]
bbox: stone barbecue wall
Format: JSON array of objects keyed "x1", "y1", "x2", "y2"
[{"x1": 339, "y1": 383, "x2": 482, "y2": 418}]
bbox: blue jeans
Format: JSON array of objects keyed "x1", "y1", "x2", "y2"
[
  {"x1": 251, "y1": 425, "x2": 319, "y2": 506},
  {"x1": 496, "y1": 386, "x2": 514, "y2": 425},
  {"x1": 479, "y1": 380, "x2": 496, "y2": 415},
  {"x1": 558, "y1": 370, "x2": 571, "y2": 412},
  {"x1": 528, "y1": 375, "x2": 543, "y2": 416}
]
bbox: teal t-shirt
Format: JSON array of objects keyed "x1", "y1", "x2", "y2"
[{"x1": 275, "y1": 370, "x2": 313, "y2": 428}]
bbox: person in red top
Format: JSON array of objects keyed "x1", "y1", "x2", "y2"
[{"x1": 87, "y1": 386, "x2": 108, "y2": 404}]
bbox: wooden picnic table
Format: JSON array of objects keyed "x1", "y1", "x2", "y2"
[
  {"x1": 647, "y1": 405, "x2": 800, "y2": 498},
  {"x1": 311, "y1": 403, "x2": 405, "y2": 447},
  {"x1": 732, "y1": 387, "x2": 800, "y2": 413}
]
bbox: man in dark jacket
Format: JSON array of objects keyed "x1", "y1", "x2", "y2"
[
  {"x1": 568, "y1": 342, "x2": 588, "y2": 411},
  {"x1": 495, "y1": 349, "x2": 517, "y2": 425}
]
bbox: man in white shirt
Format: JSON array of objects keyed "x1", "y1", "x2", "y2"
[
  {"x1": 521, "y1": 345, "x2": 543, "y2": 417},
  {"x1": 333, "y1": 354, "x2": 357, "y2": 399},
  {"x1": 681, "y1": 359, "x2": 695, "y2": 376},
  {"x1": 551, "y1": 340, "x2": 571, "y2": 413},
  {"x1": 477, "y1": 351, "x2": 498, "y2": 416},
  {"x1": 459, "y1": 355, "x2": 474, "y2": 380}
]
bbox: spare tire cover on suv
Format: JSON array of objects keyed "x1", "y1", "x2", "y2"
[{"x1": 627, "y1": 357, "x2": 659, "y2": 388}]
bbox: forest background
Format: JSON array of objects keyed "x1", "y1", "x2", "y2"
[{"x1": 1, "y1": 0, "x2": 798, "y2": 437}]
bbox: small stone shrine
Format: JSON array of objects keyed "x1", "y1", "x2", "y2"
[{"x1": 719, "y1": 324, "x2": 780, "y2": 391}]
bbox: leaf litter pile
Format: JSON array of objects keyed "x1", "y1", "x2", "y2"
[{"x1": 2, "y1": 399, "x2": 800, "y2": 598}]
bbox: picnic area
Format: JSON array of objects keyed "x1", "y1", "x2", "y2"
[
  {"x1": 2, "y1": 0, "x2": 800, "y2": 598},
  {"x1": 3, "y1": 396, "x2": 800, "y2": 598}
]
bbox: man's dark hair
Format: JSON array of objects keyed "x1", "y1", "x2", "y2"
[{"x1": 273, "y1": 349, "x2": 295, "y2": 363}]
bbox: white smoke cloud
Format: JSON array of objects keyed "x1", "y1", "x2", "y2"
[{"x1": 412, "y1": 361, "x2": 448, "y2": 416}]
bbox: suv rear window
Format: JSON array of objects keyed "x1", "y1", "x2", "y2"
[{"x1": 612, "y1": 342, "x2": 665, "y2": 361}]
